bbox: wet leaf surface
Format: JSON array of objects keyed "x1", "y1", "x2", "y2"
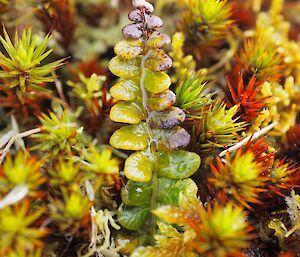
[
  {"x1": 118, "y1": 205, "x2": 150, "y2": 230},
  {"x1": 109, "y1": 56, "x2": 141, "y2": 78},
  {"x1": 110, "y1": 123, "x2": 148, "y2": 150},
  {"x1": 110, "y1": 78, "x2": 141, "y2": 101},
  {"x1": 144, "y1": 69, "x2": 171, "y2": 94},
  {"x1": 110, "y1": 101, "x2": 146, "y2": 124},
  {"x1": 124, "y1": 151, "x2": 153, "y2": 182},
  {"x1": 158, "y1": 177, "x2": 197, "y2": 205},
  {"x1": 121, "y1": 180, "x2": 152, "y2": 206},
  {"x1": 157, "y1": 150, "x2": 201, "y2": 179},
  {"x1": 148, "y1": 90, "x2": 176, "y2": 111}
]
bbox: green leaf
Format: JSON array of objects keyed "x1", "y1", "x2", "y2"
[
  {"x1": 118, "y1": 205, "x2": 150, "y2": 231},
  {"x1": 110, "y1": 79, "x2": 141, "y2": 101},
  {"x1": 121, "y1": 180, "x2": 152, "y2": 206},
  {"x1": 124, "y1": 151, "x2": 153, "y2": 182},
  {"x1": 144, "y1": 69, "x2": 171, "y2": 94},
  {"x1": 109, "y1": 56, "x2": 141, "y2": 78},
  {"x1": 157, "y1": 150, "x2": 200, "y2": 179},
  {"x1": 158, "y1": 177, "x2": 198, "y2": 205},
  {"x1": 114, "y1": 39, "x2": 143, "y2": 59},
  {"x1": 109, "y1": 123, "x2": 149, "y2": 150},
  {"x1": 110, "y1": 101, "x2": 146, "y2": 124}
]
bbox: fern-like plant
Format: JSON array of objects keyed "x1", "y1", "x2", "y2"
[{"x1": 108, "y1": 0, "x2": 201, "y2": 231}]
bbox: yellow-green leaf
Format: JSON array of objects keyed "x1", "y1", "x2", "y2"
[
  {"x1": 124, "y1": 151, "x2": 153, "y2": 182},
  {"x1": 114, "y1": 39, "x2": 143, "y2": 59},
  {"x1": 144, "y1": 69, "x2": 171, "y2": 94},
  {"x1": 109, "y1": 123, "x2": 148, "y2": 150},
  {"x1": 109, "y1": 56, "x2": 140, "y2": 78},
  {"x1": 110, "y1": 79, "x2": 141, "y2": 101},
  {"x1": 148, "y1": 90, "x2": 176, "y2": 111},
  {"x1": 110, "y1": 101, "x2": 146, "y2": 124}
]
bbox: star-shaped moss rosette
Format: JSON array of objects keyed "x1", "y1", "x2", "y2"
[
  {"x1": 236, "y1": 37, "x2": 284, "y2": 83},
  {"x1": 0, "y1": 200, "x2": 47, "y2": 256},
  {"x1": 181, "y1": 0, "x2": 233, "y2": 51},
  {"x1": 226, "y1": 73, "x2": 268, "y2": 122},
  {"x1": 190, "y1": 100, "x2": 246, "y2": 151},
  {"x1": 209, "y1": 150, "x2": 266, "y2": 209},
  {"x1": 31, "y1": 110, "x2": 85, "y2": 156},
  {"x1": 0, "y1": 151, "x2": 45, "y2": 199},
  {"x1": 0, "y1": 27, "x2": 64, "y2": 101}
]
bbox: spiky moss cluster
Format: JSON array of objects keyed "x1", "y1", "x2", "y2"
[
  {"x1": 108, "y1": 0, "x2": 201, "y2": 231},
  {"x1": 67, "y1": 73, "x2": 110, "y2": 116},
  {"x1": 236, "y1": 37, "x2": 284, "y2": 83},
  {"x1": 31, "y1": 110, "x2": 85, "y2": 156},
  {"x1": 29, "y1": 109, "x2": 119, "y2": 234},
  {"x1": 209, "y1": 150, "x2": 266, "y2": 209},
  {"x1": 181, "y1": 0, "x2": 233, "y2": 53},
  {"x1": 132, "y1": 197, "x2": 250, "y2": 257},
  {"x1": 175, "y1": 71, "x2": 213, "y2": 116},
  {"x1": 0, "y1": 28, "x2": 64, "y2": 102},
  {"x1": 0, "y1": 201, "x2": 47, "y2": 257},
  {"x1": 190, "y1": 100, "x2": 246, "y2": 151},
  {"x1": 0, "y1": 151, "x2": 45, "y2": 199},
  {"x1": 226, "y1": 73, "x2": 268, "y2": 122},
  {"x1": 0, "y1": 152, "x2": 47, "y2": 256},
  {"x1": 208, "y1": 139, "x2": 298, "y2": 209}
]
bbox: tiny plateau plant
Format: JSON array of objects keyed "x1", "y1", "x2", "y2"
[
  {"x1": 0, "y1": 27, "x2": 64, "y2": 101},
  {"x1": 108, "y1": 0, "x2": 201, "y2": 230}
]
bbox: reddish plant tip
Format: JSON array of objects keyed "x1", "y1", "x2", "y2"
[{"x1": 226, "y1": 73, "x2": 268, "y2": 122}]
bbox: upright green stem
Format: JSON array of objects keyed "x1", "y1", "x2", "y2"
[{"x1": 139, "y1": 14, "x2": 159, "y2": 233}]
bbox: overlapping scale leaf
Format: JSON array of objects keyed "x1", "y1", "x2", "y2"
[
  {"x1": 147, "y1": 31, "x2": 171, "y2": 49},
  {"x1": 109, "y1": 56, "x2": 141, "y2": 78},
  {"x1": 146, "y1": 49, "x2": 173, "y2": 72},
  {"x1": 144, "y1": 69, "x2": 171, "y2": 94},
  {"x1": 110, "y1": 79, "x2": 141, "y2": 101},
  {"x1": 109, "y1": 123, "x2": 148, "y2": 150},
  {"x1": 153, "y1": 126, "x2": 191, "y2": 151},
  {"x1": 117, "y1": 205, "x2": 150, "y2": 231},
  {"x1": 157, "y1": 150, "x2": 201, "y2": 179},
  {"x1": 110, "y1": 101, "x2": 146, "y2": 124},
  {"x1": 114, "y1": 39, "x2": 143, "y2": 59},
  {"x1": 147, "y1": 90, "x2": 176, "y2": 111},
  {"x1": 149, "y1": 107, "x2": 186, "y2": 129},
  {"x1": 124, "y1": 151, "x2": 153, "y2": 182}
]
